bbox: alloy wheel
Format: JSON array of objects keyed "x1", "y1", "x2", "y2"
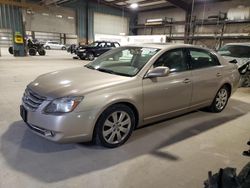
[
  {"x1": 215, "y1": 88, "x2": 228, "y2": 110},
  {"x1": 102, "y1": 111, "x2": 131, "y2": 145}
]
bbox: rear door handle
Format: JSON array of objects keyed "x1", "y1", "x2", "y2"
[
  {"x1": 183, "y1": 78, "x2": 191, "y2": 84},
  {"x1": 216, "y1": 73, "x2": 222, "y2": 77}
]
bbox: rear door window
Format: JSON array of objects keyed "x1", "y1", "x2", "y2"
[
  {"x1": 106, "y1": 43, "x2": 112, "y2": 47},
  {"x1": 189, "y1": 49, "x2": 220, "y2": 70},
  {"x1": 98, "y1": 42, "x2": 106, "y2": 48}
]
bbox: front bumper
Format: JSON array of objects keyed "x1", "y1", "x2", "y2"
[
  {"x1": 20, "y1": 103, "x2": 98, "y2": 143},
  {"x1": 76, "y1": 51, "x2": 87, "y2": 57}
]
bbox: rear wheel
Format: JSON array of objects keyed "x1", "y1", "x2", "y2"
[
  {"x1": 62, "y1": 46, "x2": 66, "y2": 50},
  {"x1": 45, "y1": 46, "x2": 50, "y2": 50},
  {"x1": 208, "y1": 86, "x2": 229, "y2": 113},
  {"x1": 94, "y1": 104, "x2": 135, "y2": 148},
  {"x1": 8, "y1": 47, "x2": 13, "y2": 54},
  {"x1": 29, "y1": 48, "x2": 37, "y2": 56}
]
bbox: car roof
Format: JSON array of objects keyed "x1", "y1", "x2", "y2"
[
  {"x1": 223, "y1": 43, "x2": 250, "y2": 47},
  {"x1": 125, "y1": 43, "x2": 200, "y2": 50},
  {"x1": 95, "y1": 41, "x2": 119, "y2": 43}
]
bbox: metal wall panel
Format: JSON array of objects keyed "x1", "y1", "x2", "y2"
[
  {"x1": 0, "y1": 4, "x2": 23, "y2": 47},
  {"x1": 94, "y1": 12, "x2": 129, "y2": 35}
]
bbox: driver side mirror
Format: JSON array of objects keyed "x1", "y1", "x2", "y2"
[{"x1": 145, "y1": 66, "x2": 170, "y2": 78}]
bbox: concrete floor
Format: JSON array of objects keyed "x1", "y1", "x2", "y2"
[{"x1": 0, "y1": 48, "x2": 249, "y2": 188}]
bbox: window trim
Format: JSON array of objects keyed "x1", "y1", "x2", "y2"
[
  {"x1": 187, "y1": 48, "x2": 221, "y2": 70},
  {"x1": 152, "y1": 48, "x2": 190, "y2": 74}
]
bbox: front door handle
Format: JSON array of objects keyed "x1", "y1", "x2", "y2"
[
  {"x1": 216, "y1": 73, "x2": 222, "y2": 77},
  {"x1": 183, "y1": 78, "x2": 191, "y2": 84}
]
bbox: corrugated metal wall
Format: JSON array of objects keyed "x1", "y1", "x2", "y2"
[
  {"x1": 0, "y1": 4, "x2": 23, "y2": 47},
  {"x1": 66, "y1": 0, "x2": 129, "y2": 44}
]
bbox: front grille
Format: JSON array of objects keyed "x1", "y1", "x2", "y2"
[{"x1": 22, "y1": 88, "x2": 46, "y2": 111}]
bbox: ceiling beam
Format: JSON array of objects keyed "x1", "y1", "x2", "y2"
[
  {"x1": 110, "y1": 0, "x2": 167, "y2": 5},
  {"x1": 0, "y1": 0, "x2": 47, "y2": 10},
  {"x1": 40, "y1": 0, "x2": 75, "y2": 6},
  {"x1": 97, "y1": 0, "x2": 129, "y2": 11},
  {"x1": 110, "y1": 0, "x2": 128, "y2": 4},
  {"x1": 138, "y1": 5, "x2": 175, "y2": 12},
  {"x1": 166, "y1": 0, "x2": 190, "y2": 11}
]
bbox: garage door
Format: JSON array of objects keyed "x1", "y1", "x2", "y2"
[
  {"x1": 25, "y1": 9, "x2": 76, "y2": 35},
  {"x1": 94, "y1": 13, "x2": 128, "y2": 35},
  {"x1": 0, "y1": 29, "x2": 12, "y2": 47}
]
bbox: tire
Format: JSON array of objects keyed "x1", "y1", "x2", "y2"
[
  {"x1": 38, "y1": 49, "x2": 46, "y2": 56},
  {"x1": 241, "y1": 73, "x2": 250, "y2": 87},
  {"x1": 94, "y1": 104, "x2": 135, "y2": 148},
  {"x1": 62, "y1": 46, "x2": 66, "y2": 50},
  {"x1": 8, "y1": 47, "x2": 13, "y2": 54},
  {"x1": 45, "y1": 46, "x2": 50, "y2": 50},
  {"x1": 87, "y1": 52, "x2": 95, "y2": 61},
  {"x1": 28, "y1": 48, "x2": 37, "y2": 56},
  {"x1": 79, "y1": 55, "x2": 86, "y2": 60},
  {"x1": 208, "y1": 85, "x2": 230, "y2": 113}
]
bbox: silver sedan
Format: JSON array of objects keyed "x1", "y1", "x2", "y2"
[{"x1": 20, "y1": 44, "x2": 240, "y2": 147}]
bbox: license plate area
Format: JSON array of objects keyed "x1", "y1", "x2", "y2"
[{"x1": 20, "y1": 105, "x2": 27, "y2": 122}]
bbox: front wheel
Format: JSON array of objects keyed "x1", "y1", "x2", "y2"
[
  {"x1": 208, "y1": 86, "x2": 229, "y2": 113},
  {"x1": 29, "y1": 48, "x2": 37, "y2": 56},
  {"x1": 62, "y1": 46, "x2": 66, "y2": 50},
  {"x1": 94, "y1": 104, "x2": 135, "y2": 148},
  {"x1": 79, "y1": 55, "x2": 86, "y2": 60},
  {"x1": 87, "y1": 52, "x2": 95, "y2": 61}
]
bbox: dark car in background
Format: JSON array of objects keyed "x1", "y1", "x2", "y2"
[{"x1": 75, "y1": 41, "x2": 120, "y2": 60}]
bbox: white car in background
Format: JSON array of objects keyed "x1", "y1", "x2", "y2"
[
  {"x1": 218, "y1": 43, "x2": 250, "y2": 87},
  {"x1": 44, "y1": 41, "x2": 66, "y2": 50}
]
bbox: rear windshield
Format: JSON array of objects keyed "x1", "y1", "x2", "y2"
[{"x1": 218, "y1": 45, "x2": 250, "y2": 58}]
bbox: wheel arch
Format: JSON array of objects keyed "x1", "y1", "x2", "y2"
[
  {"x1": 91, "y1": 100, "x2": 140, "y2": 142},
  {"x1": 221, "y1": 82, "x2": 232, "y2": 97}
]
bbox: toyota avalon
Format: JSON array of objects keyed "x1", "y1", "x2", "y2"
[{"x1": 20, "y1": 44, "x2": 240, "y2": 147}]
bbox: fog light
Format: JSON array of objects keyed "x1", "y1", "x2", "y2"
[{"x1": 44, "y1": 130, "x2": 54, "y2": 137}]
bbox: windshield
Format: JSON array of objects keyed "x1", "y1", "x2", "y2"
[
  {"x1": 85, "y1": 47, "x2": 160, "y2": 77},
  {"x1": 218, "y1": 45, "x2": 250, "y2": 58}
]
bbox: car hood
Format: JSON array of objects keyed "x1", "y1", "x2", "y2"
[
  {"x1": 78, "y1": 46, "x2": 96, "y2": 50},
  {"x1": 28, "y1": 67, "x2": 131, "y2": 99}
]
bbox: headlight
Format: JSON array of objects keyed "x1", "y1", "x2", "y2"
[
  {"x1": 44, "y1": 96, "x2": 83, "y2": 114},
  {"x1": 79, "y1": 49, "x2": 86, "y2": 52}
]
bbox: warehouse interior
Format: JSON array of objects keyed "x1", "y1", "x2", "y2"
[{"x1": 0, "y1": 0, "x2": 250, "y2": 188}]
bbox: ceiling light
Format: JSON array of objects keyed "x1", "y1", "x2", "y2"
[
  {"x1": 68, "y1": 16, "x2": 74, "y2": 20},
  {"x1": 130, "y1": 3, "x2": 138, "y2": 9},
  {"x1": 146, "y1": 18, "x2": 164, "y2": 23}
]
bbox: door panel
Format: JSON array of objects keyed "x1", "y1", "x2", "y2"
[
  {"x1": 142, "y1": 48, "x2": 192, "y2": 120},
  {"x1": 191, "y1": 66, "x2": 222, "y2": 105},
  {"x1": 143, "y1": 72, "x2": 192, "y2": 120},
  {"x1": 188, "y1": 48, "x2": 223, "y2": 106}
]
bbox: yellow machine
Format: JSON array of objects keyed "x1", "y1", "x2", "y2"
[{"x1": 14, "y1": 32, "x2": 24, "y2": 44}]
